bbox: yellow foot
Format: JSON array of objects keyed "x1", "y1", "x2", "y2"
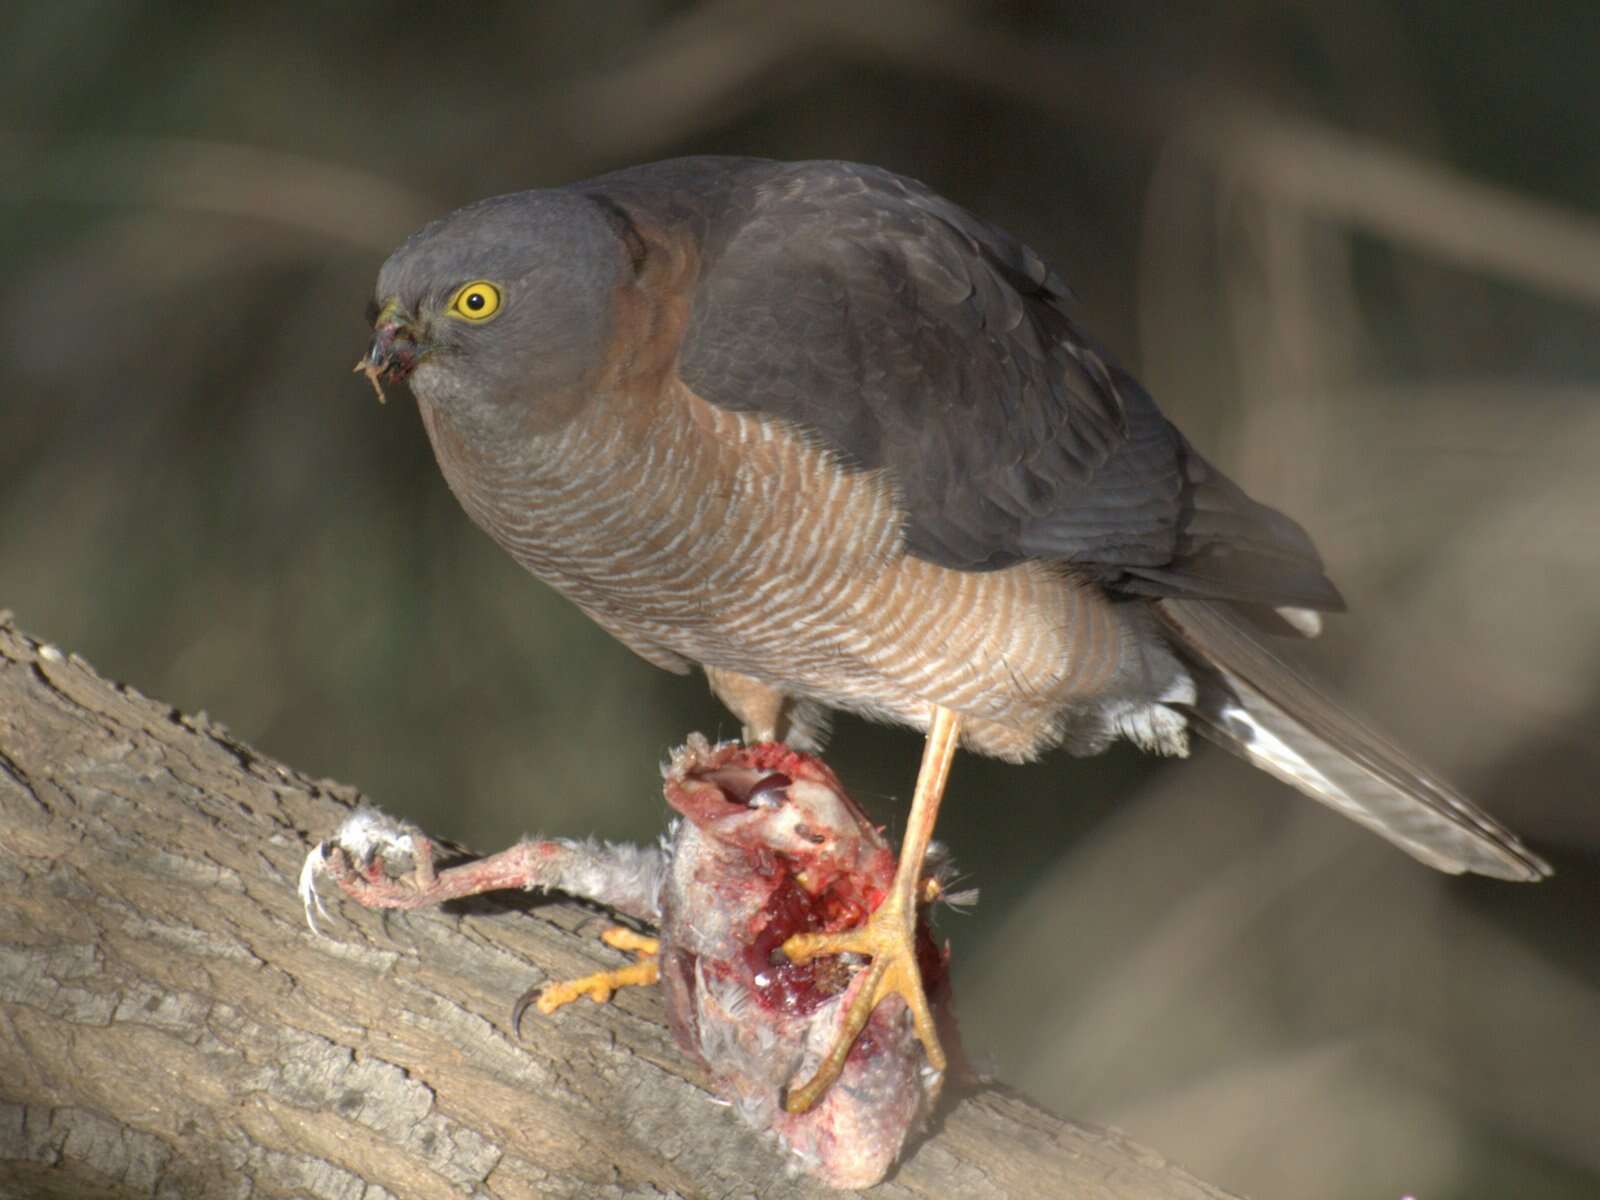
[
  {"x1": 522, "y1": 927, "x2": 660, "y2": 1023},
  {"x1": 781, "y1": 702, "x2": 963, "y2": 1113},
  {"x1": 780, "y1": 892, "x2": 945, "y2": 1114}
]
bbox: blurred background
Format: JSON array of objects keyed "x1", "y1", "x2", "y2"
[{"x1": 3, "y1": 2, "x2": 1597, "y2": 1196}]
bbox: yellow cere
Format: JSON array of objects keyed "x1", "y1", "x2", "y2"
[{"x1": 450, "y1": 281, "x2": 502, "y2": 321}]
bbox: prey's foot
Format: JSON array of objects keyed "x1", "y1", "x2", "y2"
[
  {"x1": 781, "y1": 891, "x2": 946, "y2": 1114},
  {"x1": 514, "y1": 927, "x2": 661, "y2": 1032},
  {"x1": 299, "y1": 808, "x2": 445, "y2": 932}
]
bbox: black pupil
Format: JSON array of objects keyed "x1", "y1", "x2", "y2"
[{"x1": 466, "y1": 291, "x2": 485, "y2": 310}]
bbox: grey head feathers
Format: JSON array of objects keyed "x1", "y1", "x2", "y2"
[{"x1": 375, "y1": 189, "x2": 630, "y2": 406}]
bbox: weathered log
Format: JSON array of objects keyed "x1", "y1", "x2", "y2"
[{"x1": 0, "y1": 615, "x2": 1239, "y2": 1199}]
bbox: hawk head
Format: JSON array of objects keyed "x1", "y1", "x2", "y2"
[{"x1": 360, "y1": 189, "x2": 630, "y2": 422}]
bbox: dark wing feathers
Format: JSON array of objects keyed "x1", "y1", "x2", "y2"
[{"x1": 622, "y1": 158, "x2": 1339, "y2": 610}]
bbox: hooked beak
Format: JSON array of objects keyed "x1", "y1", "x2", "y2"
[{"x1": 355, "y1": 299, "x2": 422, "y2": 403}]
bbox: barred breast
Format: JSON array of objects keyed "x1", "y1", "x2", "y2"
[{"x1": 415, "y1": 366, "x2": 1142, "y2": 761}]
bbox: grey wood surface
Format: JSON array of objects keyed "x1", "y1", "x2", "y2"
[{"x1": 0, "y1": 615, "x2": 1240, "y2": 1200}]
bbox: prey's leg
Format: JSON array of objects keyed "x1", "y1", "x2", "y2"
[
  {"x1": 780, "y1": 703, "x2": 961, "y2": 1113},
  {"x1": 299, "y1": 809, "x2": 666, "y2": 933},
  {"x1": 513, "y1": 927, "x2": 661, "y2": 1032},
  {"x1": 317, "y1": 832, "x2": 556, "y2": 911}
]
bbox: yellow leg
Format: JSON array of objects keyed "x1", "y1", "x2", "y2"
[
  {"x1": 781, "y1": 704, "x2": 962, "y2": 1113},
  {"x1": 534, "y1": 927, "x2": 661, "y2": 1014}
]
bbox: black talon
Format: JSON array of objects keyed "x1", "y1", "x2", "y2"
[{"x1": 510, "y1": 983, "x2": 543, "y2": 1038}]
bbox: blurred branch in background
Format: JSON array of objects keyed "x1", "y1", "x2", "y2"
[
  {"x1": 1196, "y1": 110, "x2": 1600, "y2": 306},
  {"x1": 2, "y1": 3, "x2": 1596, "y2": 1198},
  {"x1": 3, "y1": 134, "x2": 435, "y2": 249}
]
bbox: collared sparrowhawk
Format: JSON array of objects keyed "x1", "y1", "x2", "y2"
[{"x1": 360, "y1": 156, "x2": 1549, "y2": 1111}]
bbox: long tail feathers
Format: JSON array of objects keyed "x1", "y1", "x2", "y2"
[{"x1": 1155, "y1": 598, "x2": 1550, "y2": 882}]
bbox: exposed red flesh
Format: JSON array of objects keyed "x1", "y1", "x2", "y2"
[
  {"x1": 744, "y1": 873, "x2": 831, "y2": 1015},
  {"x1": 669, "y1": 737, "x2": 950, "y2": 1079}
]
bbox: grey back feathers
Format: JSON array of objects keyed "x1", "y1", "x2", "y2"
[{"x1": 669, "y1": 158, "x2": 1342, "y2": 610}]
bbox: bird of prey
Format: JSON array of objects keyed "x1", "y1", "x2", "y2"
[{"x1": 359, "y1": 156, "x2": 1549, "y2": 1113}]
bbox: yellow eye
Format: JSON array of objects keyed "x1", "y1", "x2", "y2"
[{"x1": 449, "y1": 281, "x2": 501, "y2": 321}]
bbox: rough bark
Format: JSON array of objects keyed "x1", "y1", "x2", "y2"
[{"x1": 0, "y1": 615, "x2": 1240, "y2": 1200}]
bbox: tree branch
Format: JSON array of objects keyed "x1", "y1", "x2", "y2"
[{"x1": 0, "y1": 615, "x2": 1239, "y2": 1199}]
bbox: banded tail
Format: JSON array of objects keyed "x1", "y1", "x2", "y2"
[{"x1": 1156, "y1": 598, "x2": 1550, "y2": 882}]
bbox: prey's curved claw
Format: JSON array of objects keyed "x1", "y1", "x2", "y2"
[{"x1": 513, "y1": 926, "x2": 661, "y2": 1035}]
